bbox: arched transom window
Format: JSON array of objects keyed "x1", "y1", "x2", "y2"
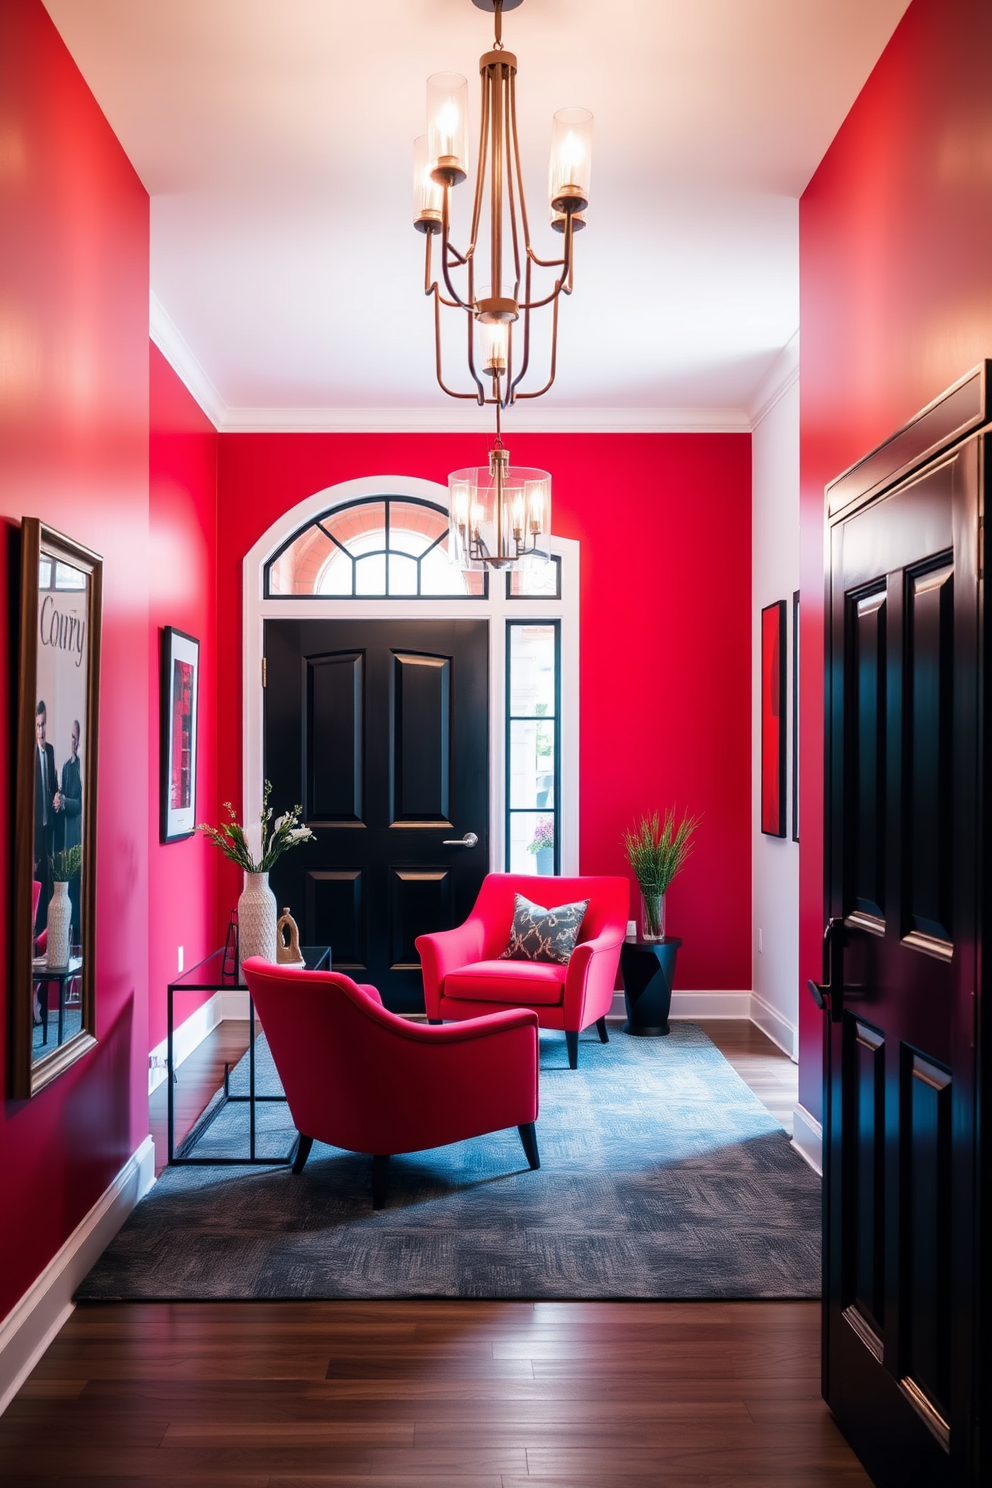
[{"x1": 265, "y1": 496, "x2": 486, "y2": 599}]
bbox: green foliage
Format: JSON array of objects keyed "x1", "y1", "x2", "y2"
[
  {"x1": 50, "y1": 844, "x2": 82, "y2": 882},
  {"x1": 198, "y1": 780, "x2": 314, "y2": 873},
  {"x1": 622, "y1": 808, "x2": 699, "y2": 897}
]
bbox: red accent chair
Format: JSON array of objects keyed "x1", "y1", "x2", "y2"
[
  {"x1": 416, "y1": 873, "x2": 630, "y2": 1069},
  {"x1": 241, "y1": 958, "x2": 541, "y2": 1210}
]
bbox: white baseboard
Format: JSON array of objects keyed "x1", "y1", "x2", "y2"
[
  {"x1": 148, "y1": 990, "x2": 226, "y2": 1095},
  {"x1": 671, "y1": 990, "x2": 752, "y2": 1019},
  {"x1": 749, "y1": 991, "x2": 798, "y2": 1060},
  {"x1": 792, "y1": 1103, "x2": 823, "y2": 1175},
  {"x1": 608, "y1": 990, "x2": 752, "y2": 1020},
  {"x1": 0, "y1": 1135, "x2": 155, "y2": 1417},
  {"x1": 218, "y1": 989, "x2": 251, "y2": 1019}
]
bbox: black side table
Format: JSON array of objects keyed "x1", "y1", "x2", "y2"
[{"x1": 620, "y1": 937, "x2": 683, "y2": 1036}]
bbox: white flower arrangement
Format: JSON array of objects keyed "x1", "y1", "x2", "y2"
[{"x1": 199, "y1": 781, "x2": 314, "y2": 872}]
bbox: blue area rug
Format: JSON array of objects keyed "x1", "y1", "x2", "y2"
[{"x1": 77, "y1": 1023, "x2": 820, "y2": 1301}]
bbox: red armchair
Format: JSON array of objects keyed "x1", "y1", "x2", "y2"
[
  {"x1": 240, "y1": 958, "x2": 540, "y2": 1209},
  {"x1": 416, "y1": 873, "x2": 629, "y2": 1069}
]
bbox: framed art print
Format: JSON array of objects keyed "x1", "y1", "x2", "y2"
[
  {"x1": 160, "y1": 626, "x2": 200, "y2": 843},
  {"x1": 760, "y1": 599, "x2": 787, "y2": 837}
]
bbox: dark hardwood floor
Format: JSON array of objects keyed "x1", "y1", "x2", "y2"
[{"x1": 3, "y1": 1019, "x2": 866, "y2": 1486}]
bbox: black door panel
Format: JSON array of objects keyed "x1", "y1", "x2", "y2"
[
  {"x1": 822, "y1": 414, "x2": 983, "y2": 1486},
  {"x1": 264, "y1": 618, "x2": 489, "y2": 1011}
]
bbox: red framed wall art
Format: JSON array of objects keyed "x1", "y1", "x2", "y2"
[{"x1": 760, "y1": 599, "x2": 787, "y2": 837}]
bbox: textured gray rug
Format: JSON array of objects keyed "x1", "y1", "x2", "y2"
[{"x1": 77, "y1": 1023, "x2": 820, "y2": 1301}]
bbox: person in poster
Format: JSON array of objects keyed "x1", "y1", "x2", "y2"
[
  {"x1": 54, "y1": 718, "x2": 82, "y2": 936},
  {"x1": 34, "y1": 699, "x2": 57, "y2": 932}
]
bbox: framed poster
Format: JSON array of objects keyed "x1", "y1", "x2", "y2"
[
  {"x1": 760, "y1": 599, "x2": 787, "y2": 837},
  {"x1": 11, "y1": 520, "x2": 102, "y2": 1098},
  {"x1": 160, "y1": 627, "x2": 200, "y2": 843}
]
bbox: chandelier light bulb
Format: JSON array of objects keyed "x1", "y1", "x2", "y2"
[
  {"x1": 549, "y1": 107, "x2": 593, "y2": 213},
  {"x1": 427, "y1": 73, "x2": 469, "y2": 185},
  {"x1": 413, "y1": 135, "x2": 443, "y2": 233},
  {"x1": 526, "y1": 479, "x2": 547, "y2": 533},
  {"x1": 478, "y1": 312, "x2": 509, "y2": 377}
]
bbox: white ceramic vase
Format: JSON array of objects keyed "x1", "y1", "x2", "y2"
[
  {"x1": 46, "y1": 880, "x2": 72, "y2": 968},
  {"x1": 238, "y1": 871, "x2": 278, "y2": 965}
]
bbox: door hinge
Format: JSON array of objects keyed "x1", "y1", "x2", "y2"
[
  {"x1": 262, "y1": 657, "x2": 267, "y2": 687},
  {"x1": 978, "y1": 514, "x2": 984, "y2": 580}
]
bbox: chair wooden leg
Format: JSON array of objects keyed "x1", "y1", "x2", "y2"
[
  {"x1": 596, "y1": 1016, "x2": 609, "y2": 1044},
  {"x1": 518, "y1": 1122, "x2": 540, "y2": 1170},
  {"x1": 565, "y1": 1029, "x2": 579, "y2": 1069},
  {"x1": 292, "y1": 1134, "x2": 314, "y2": 1174},
  {"x1": 371, "y1": 1154, "x2": 390, "y2": 1210}
]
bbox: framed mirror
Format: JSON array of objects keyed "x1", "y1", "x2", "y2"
[{"x1": 11, "y1": 520, "x2": 102, "y2": 1098}]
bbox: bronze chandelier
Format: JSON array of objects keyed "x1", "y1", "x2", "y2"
[{"x1": 413, "y1": 0, "x2": 592, "y2": 413}]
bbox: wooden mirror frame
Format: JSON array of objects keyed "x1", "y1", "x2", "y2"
[{"x1": 10, "y1": 519, "x2": 102, "y2": 1099}]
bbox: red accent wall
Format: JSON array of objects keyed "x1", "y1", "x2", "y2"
[
  {"x1": 0, "y1": 0, "x2": 151, "y2": 1320},
  {"x1": 148, "y1": 347, "x2": 220, "y2": 1051},
  {"x1": 217, "y1": 431, "x2": 752, "y2": 993},
  {"x1": 799, "y1": 0, "x2": 992, "y2": 1116}
]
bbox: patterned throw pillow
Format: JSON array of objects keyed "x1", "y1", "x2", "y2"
[{"x1": 500, "y1": 893, "x2": 590, "y2": 966}]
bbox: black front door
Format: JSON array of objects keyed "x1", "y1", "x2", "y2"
[
  {"x1": 263, "y1": 618, "x2": 489, "y2": 1010},
  {"x1": 820, "y1": 417, "x2": 982, "y2": 1484}
]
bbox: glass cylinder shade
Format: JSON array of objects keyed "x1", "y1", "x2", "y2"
[
  {"x1": 549, "y1": 106, "x2": 593, "y2": 214},
  {"x1": 448, "y1": 462, "x2": 552, "y2": 572},
  {"x1": 413, "y1": 135, "x2": 443, "y2": 232},
  {"x1": 476, "y1": 311, "x2": 509, "y2": 377},
  {"x1": 427, "y1": 72, "x2": 469, "y2": 185}
]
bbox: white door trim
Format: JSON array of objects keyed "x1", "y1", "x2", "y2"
[{"x1": 242, "y1": 474, "x2": 579, "y2": 874}]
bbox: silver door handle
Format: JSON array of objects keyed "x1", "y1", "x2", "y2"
[{"x1": 442, "y1": 832, "x2": 479, "y2": 847}]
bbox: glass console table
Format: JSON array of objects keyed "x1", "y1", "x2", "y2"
[{"x1": 167, "y1": 945, "x2": 331, "y2": 1165}]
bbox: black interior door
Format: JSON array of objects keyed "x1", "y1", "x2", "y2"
[
  {"x1": 264, "y1": 618, "x2": 489, "y2": 1011},
  {"x1": 820, "y1": 435, "x2": 981, "y2": 1485}
]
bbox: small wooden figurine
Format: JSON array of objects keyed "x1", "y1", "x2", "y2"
[{"x1": 276, "y1": 907, "x2": 305, "y2": 966}]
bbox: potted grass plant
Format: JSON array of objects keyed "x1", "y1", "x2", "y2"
[{"x1": 622, "y1": 808, "x2": 698, "y2": 941}]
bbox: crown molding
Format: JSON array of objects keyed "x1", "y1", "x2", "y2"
[
  {"x1": 149, "y1": 293, "x2": 225, "y2": 430},
  {"x1": 147, "y1": 299, "x2": 787, "y2": 437},
  {"x1": 217, "y1": 404, "x2": 752, "y2": 434},
  {"x1": 748, "y1": 330, "x2": 800, "y2": 429}
]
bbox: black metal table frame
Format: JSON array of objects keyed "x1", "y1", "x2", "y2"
[
  {"x1": 33, "y1": 955, "x2": 83, "y2": 1047},
  {"x1": 166, "y1": 945, "x2": 330, "y2": 1166}
]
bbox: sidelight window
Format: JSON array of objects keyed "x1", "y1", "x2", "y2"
[
  {"x1": 506, "y1": 621, "x2": 560, "y2": 876},
  {"x1": 265, "y1": 496, "x2": 486, "y2": 598}
]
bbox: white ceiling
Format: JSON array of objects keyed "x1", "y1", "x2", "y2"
[{"x1": 43, "y1": 0, "x2": 910, "y2": 430}]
